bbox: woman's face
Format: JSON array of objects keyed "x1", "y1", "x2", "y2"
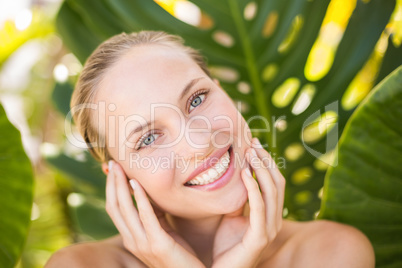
[{"x1": 95, "y1": 44, "x2": 252, "y2": 219}]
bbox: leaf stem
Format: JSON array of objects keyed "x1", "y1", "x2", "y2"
[{"x1": 227, "y1": 0, "x2": 277, "y2": 155}]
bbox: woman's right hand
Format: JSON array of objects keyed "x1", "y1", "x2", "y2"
[
  {"x1": 211, "y1": 138, "x2": 285, "y2": 268},
  {"x1": 106, "y1": 161, "x2": 205, "y2": 268}
]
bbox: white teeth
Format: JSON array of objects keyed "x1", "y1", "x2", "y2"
[
  {"x1": 215, "y1": 163, "x2": 224, "y2": 173},
  {"x1": 186, "y1": 149, "x2": 231, "y2": 186},
  {"x1": 221, "y1": 157, "x2": 229, "y2": 166},
  {"x1": 208, "y1": 169, "x2": 218, "y2": 178}
]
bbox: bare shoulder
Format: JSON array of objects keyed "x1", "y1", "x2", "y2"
[
  {"x1": 291, "y1": 219, "x2": 375, "y2": 267},
  {"x1": 45, "y1": 235, "x2": 146, "y2": 268},
  {"x1": 260, "y1": 219, "x2": 375, "y2": 268}
]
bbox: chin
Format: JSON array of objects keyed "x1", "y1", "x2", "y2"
[{"x1": 217, "y1": 182, "x2": 248, "y2": 215}]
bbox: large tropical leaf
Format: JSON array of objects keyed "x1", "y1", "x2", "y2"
[
  {"x1": 0, "y1": 104, "x2": 34, "y2": 267},
  {"x1": 318, "y1": 66, "x2": 402, "y2": 267},
  {"x1": 55, "y1": 0, "x2": 396, "y2": 221}
]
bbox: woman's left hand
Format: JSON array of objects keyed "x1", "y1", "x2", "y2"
[{"x1": 211, "y1": 138, "x2": 286, "y2": 268}]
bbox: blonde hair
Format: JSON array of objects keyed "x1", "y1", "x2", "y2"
[{"x1": 71, "y1": 31, "x2": 211, "y2": 162}]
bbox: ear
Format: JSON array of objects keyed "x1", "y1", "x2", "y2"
[{"x1": 101, "y1": 162, "x2": 109, "y2": 175}]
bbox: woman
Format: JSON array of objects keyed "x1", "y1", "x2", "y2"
[{"x1": 46, "y1": 31, "x2": 375, "y2": 268}]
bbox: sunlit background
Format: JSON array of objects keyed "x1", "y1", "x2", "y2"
[{"x1": 1, "y1": 0, "x2": 401, "y2": 267}]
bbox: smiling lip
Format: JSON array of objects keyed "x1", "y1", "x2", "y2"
[
  {"x1": 184, "y1": 144, "x2": 232, "y2": 185},
  {"x1": 184, "y1": 145, "x2": 234, "y2": 191}
]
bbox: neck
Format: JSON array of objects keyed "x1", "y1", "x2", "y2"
[{"x1": 168, "y1": 214, "x2": 223, "y2": 266}]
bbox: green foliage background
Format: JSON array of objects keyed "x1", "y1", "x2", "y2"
[
  {"x1": 0, "y1": 0, "x2": 401, "y2": 267},
  {"x1": 54, "y1": 0, "x2": 397, "y2": 221},
  {"x1": 0, "y1": 105, "x2": 34, "y2": 268},
  {"x1": 319, "y1": 66, "x2": 402, "y2": 267}
]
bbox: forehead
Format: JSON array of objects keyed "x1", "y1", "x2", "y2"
[{"x1": 95, "y1": 44, "x2": 206, "y2": 107}]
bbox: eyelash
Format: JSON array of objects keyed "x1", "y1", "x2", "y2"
[
  {"x1": 186, "y1": 88, "x2": 210, "y2": 112},
  {"x1": 135, "y1": 88, "x2": 210, "y2": 150},
  {"x1": 135, "y1": 130, "x2": 162, "y2": 150}
]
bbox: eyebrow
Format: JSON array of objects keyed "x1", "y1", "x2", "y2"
[
  {"x1": 126, "y1": 77, "x2": 205, "y2": 141},
  {"x1": 126, "y1": 121, "x2": 153, "y2": 142},
  {"x1": 179, "y1": 77, "x2": 205, "y2": 100}
]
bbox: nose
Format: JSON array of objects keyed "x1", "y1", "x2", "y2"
[{"x1": 175, "y1": 116, "x2": 214, "y2": 161}]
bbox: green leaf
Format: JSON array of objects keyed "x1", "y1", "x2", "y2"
[
  {"x1": 0, "y1": 104, "x2": 34, "y2": 267},
  {"x1": 46, "y1": 151, "x2": 106, "y2": 199},
  {"x1": 56, "y1": 1, "x2": 102, "y2": 63},
  {"x1": 51, "y1": 82, "x2": 74, "y2": 116},
  {"x1": 55, "y1": 0, "x2": 396, "y2": 220},
  {"x1": 70, "y1": 198, "x2": 118, "y2": 240},
  {"x1": 375, "y1": 37, "x2": 402, "y2": 86},
  {"x1": 319, "y1": 66, "x2": 402, "y2": 267}
]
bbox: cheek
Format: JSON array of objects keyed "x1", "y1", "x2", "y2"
[
  {"x1": 240, "y1": 112, "x2": 252, "y2": 143},
  {"x1": 210, "y1": 99, "x2": 248, "y2": 141},
  {"x1": 124, "y1": 153, "x2": 175, "y2": 193}
]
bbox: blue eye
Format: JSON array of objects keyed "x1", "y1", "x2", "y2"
[
  {"x1": 137, "y1": 132, "x2": 161, "y2": 150},
  {"x1": 143, "y1": 134, "x2": 155, "y2": 145},
  {"x1": 189, "y1": 93, "x2": 206, "y2": 111}
]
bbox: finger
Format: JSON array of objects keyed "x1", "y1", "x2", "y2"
[
  {"x1": 105, "y1": 161, "x2": 135, "y2": 241},
  {"x1": 246, "y1": 148, "x2": 278, "y2": 235},
  {"x1": 130, "y1": 179, "x2": 169, "y2": 242},
  {"x1": 242, "y1": 168, "x2": 265, "y2": 231},
  {"x1": 252, "y1": 138, "x2": 285, "y2": 230},
  {"x1": 251, "y1": 138, "x2": 283, "y2": 183},
  {"x1": 113, "y1": 163, "x2": 147, "y2": 243},
  {"x1": 241, "y1": 168, "x2": 267, "y2": 248}
]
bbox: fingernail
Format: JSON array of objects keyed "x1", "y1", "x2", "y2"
[
  {"x1": 108, "y1": 160, "x2": 114, "y2": 174},
  {"x1": 251, "y1": 148, "x2": 257, "y2": 156},
  {"x1": 129, "y1": 180, "x2": 136, "y2": 191},
  {"x1": 245, "y1": 168, "x2": 252, "y2": 177}
]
